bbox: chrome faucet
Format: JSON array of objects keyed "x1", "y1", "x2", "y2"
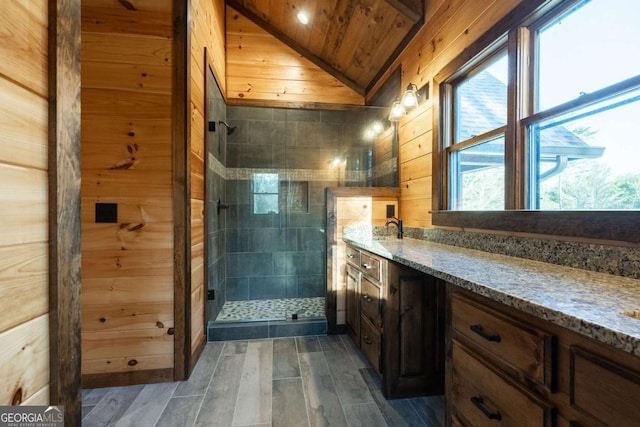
[{"x1": 385, "y1": 217, "x2": 403, "y2": 239}]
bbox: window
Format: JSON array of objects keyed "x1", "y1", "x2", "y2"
[
  {"x1": 527, "y1": 0, "x2": 640, "y2": 210},
  {"x1": 447, "y1": 52, "x2": 508, "y2": 210},
  {"x1": 252, "y1": 173, "x2": 279, "y2": 214},
  {"x1": 440, "y1": 0, "x2": 640, "y2": 213}
]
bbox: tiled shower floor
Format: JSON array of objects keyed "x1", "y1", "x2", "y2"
[{"x1": 215, "y1": 297, "x2": 325, "y2": 321}]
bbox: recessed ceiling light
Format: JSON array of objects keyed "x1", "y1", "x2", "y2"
[{"x1": 297, "y1": 11, "x2": 310, "y2": 25}]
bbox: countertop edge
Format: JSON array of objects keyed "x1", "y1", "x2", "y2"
[{"x1": 343, "y1": 235, "x2": 640, "y2": 358}]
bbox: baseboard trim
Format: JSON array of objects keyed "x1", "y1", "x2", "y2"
[{"x1": 82, "y1": 368, "x2": 174, "y2": 389}]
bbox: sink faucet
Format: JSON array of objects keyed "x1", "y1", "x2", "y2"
[{"x1": 385, "y1": 218, "x2": 403, "y2": 239}]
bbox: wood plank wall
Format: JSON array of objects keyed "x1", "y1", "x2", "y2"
[
  {"x1": 368, "y1": 0, "x2": 523, "y2": 227},
  {"x1": 189, "y1": 0, "x2": 226, "y2": 360},
  {"x1": 0, "y1": 0, "x2": 50, "y2": 406},
  {"x1": 226, "y1": 6, "x2": 364, "y2": 106},
  {"x1": 80, "y1": 0, "x2": 175, "y2": 385}
]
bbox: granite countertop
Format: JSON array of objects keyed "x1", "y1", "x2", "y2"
[{"x1": 343, "y1": 229, "x2": 640, "y2": 357}]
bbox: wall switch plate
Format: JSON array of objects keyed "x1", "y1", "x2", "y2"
[
  {"x1": 95, "y1": 203, "x2": 118, "y2": 223},
  {"x1": 207, "y1": 290, "x2": 215, "y2": 300}
]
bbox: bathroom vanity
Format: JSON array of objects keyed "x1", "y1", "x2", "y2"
[
  {"x1": 343, "y1": 231, "x2": 640, "y2": 426},
  {"x1": 345, "y1": 243, "x2": 445, "y2": 398}
]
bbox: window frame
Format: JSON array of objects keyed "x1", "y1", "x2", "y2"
[{"x1": 432, "y1": 0, "x2": 640, "y2": 243}]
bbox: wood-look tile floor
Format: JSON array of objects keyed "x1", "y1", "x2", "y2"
[{"x1": 82, "y1": 334, "x2": 445, "y2": 427}]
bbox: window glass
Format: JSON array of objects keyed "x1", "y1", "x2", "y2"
[
  {"x1": 450, "y1": 135, "x2": 505, "y2": 210},
  {"x1": 454, "y1": 53, "x2": 508, "y2": 143},
  {"x1": 441, "y1": 0, "x2": 640, "y2": 216},
  {"x1": 253, "y1": 173, "x2": 279, "y2": 214},
  {"x1": 537, "y1": 0, "x2": 640, "y2": 111},
  {"x1": 530, "y1": 87, "x2": 640, "y2": 209}
]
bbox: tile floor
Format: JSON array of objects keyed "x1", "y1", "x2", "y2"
[
  {"x1": 81, "y1": 334, "x2": 445, "y2": 427},
  {"x1": 215, "y1": 297, "x2": 326, "y2": 321}
]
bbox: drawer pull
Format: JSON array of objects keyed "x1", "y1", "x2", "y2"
[
  {"x1": 470, "y1": 324, "x2": 501, "y2": 343},
  {"x1": 471, "y1": 396, "x2": 502, "y2": 421},
  {"x1": 363, "y1": 336, "x2": 372, "y2": 345},
  {"x1": 361, "y1": 263, "x2": 374, "y2": 269},
  {"x1": 362, "y1": 295, "x2": 373, "y2": 303}
]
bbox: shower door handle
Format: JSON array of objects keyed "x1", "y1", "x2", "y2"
[{"x1": 216, "y1": 199, "x2": 229, "y2": 215}]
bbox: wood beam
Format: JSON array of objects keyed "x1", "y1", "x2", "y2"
[
  {"x1": 384, "y1": 0, "x2": 422, "y2": 24},
  {"x1": 173, "y1": 0, "x2": 190, "y2": 381},
  {"x1": 226, "y1": 0, "x2": 365, "y2": 96},
  {"x1": 48, "y1": 0, "x2": 82, "y2": 424}
]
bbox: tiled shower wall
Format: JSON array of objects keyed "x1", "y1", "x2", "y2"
[{"x1": 223, "y1": 107, "x2": 376, "y2": 303}]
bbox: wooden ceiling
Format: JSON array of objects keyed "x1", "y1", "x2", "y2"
[{"x1": 226, "y1": 0, "x2": 425, "y2": 96}]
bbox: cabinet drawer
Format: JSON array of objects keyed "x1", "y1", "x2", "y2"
[
  {"x1": 346, "y1": 245, "x2": 360, "y2": 267},
  {"x1": 452, "y1": 341, "x2": 554, "y2": 427},
  {"x1": 452, "y1": 293, "x2": 554, "y2": 390},
  {"x1": 570, "y1": 346, "x2": 640, "y2": 426},
  {"x1": 361, "y1": 315, "x2": 381, "y2": 373},
  {"x1": 360, "y1": 253, "x2": 381, "y2": 281},
  {"x1": 360, "y1": 276, "x2": 382, "y2": 324}
]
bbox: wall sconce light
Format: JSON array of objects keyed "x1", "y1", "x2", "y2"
[
  {"x1": 388, "y1": 98, "x2": 406, "y2": 122},
  {"x1": 401, "y1": 83, "x2": 419, "y2": 110},
  {"x1": 389, "y1": 82, "x2": 428, "y2": 121}
]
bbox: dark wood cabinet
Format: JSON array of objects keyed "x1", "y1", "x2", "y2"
[
  {"x1": 345, "y1": 244, "x2": 445, "y2": 398},
  {"x1": 448, "y1": 288, "x2": 557, "y2": 426},
  {"x1": 346, "y1": 245, "x2": 386, "y2": 377},
  {"x1": 383, "y1": 261, "x2": 445, "y2": 398},
  {"x1": 447, "y1": 286, "x2": 640, "y2": 427}
]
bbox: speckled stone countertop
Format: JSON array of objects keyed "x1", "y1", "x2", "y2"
[{"x1": 343, "y1": 227, "x2": 640, "y2": 357}]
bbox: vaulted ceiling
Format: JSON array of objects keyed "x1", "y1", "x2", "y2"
[{"x1": 226, "y1": 0, "x2": 425, "y2": 96}]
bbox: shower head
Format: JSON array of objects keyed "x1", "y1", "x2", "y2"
[{"x1": 218, "y1": 121, "x2": 236, "y2": 135}]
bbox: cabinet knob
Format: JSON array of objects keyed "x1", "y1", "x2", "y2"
[
  {"x1": 362, "y1": 295, "x2": 372, "y2": 303},
  {"x1": 470, "y1": 324, "x2": 501, "y2": 342},
  {"x1": 347, "y1": 254, "x2": 355, "y2": 258},
  {"x1": 470, "y1": 396, "x2": 502, "y2": 421},
  {"x1": 363, "y1": 336, "x2": 372, "y2": 345},
  {"x1": 361, "y1": 263, "x2": 373, "y2": 269}
]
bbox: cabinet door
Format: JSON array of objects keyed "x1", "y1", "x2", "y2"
[
  {"x1": 383, "y1": 262, "x2": 445, "y2": 398},
  {"x1": 570, "y1": 346, "x2": 640, "y2": 426},
  {"x1": 345, "y1": 264, "x2": 360, "y2": 342}
]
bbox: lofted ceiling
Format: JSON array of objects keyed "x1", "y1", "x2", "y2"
[{"x1": 226, "y1": 0, "x2": 425, "y2": 96}]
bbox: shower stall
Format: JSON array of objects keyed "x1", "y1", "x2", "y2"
[{"x1": 205, "y1": 72, "x2": 393, "y2": 339}]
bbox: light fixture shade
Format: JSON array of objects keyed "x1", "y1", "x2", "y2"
[
  {"x1": 401, "y1": 88, "x2": 419, "y2": 109},
  {"x1": 388, "y1": 100, "x2": 406, "y2": 122}
]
